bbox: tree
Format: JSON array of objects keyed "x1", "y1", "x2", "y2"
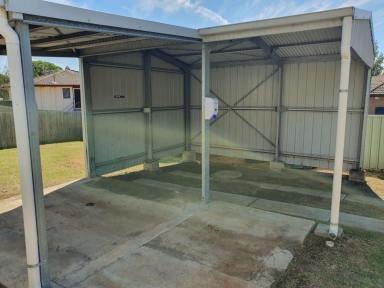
[
  {"x1": 32, "y1": 60, "x2": 62, "y2": 78},
  {"x1": 372, "y1": 41, "x2": 384, "y2": 76},
  {"x1": 0, "y1": 72, "x2": 9, "y2": 100}
]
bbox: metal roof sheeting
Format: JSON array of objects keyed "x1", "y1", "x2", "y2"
[
  {"x1": 276, "y1": 42, "x2": 340, "y2": 58},
  {"x1": 0, "y1": 3, "x2": 374, "y2": 68},
  {"x1": 261, "y1": 27, "x2": 341, "y2": 46}
]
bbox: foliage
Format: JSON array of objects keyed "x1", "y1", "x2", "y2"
[
  {"x1": 32, "y1": 60, "x2": 62, "y2": 78},
  {"x1": 372, "y1": 41, "x2": 384, "y2": 76},
  {"x1": 0, "y1": 72, "x2": 9, "y2": 100}
]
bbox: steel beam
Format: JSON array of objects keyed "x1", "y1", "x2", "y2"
[
  {"x1": 144, "y1": 52, "x2": 154, "y2": 162},
  {"x1": 275, "y1": 65, "x2": 283, "y2": 160},
  {"x1": 150, "y1": 49, "x2": 189, "y2": 71},
  {"x1": 80, "y1": 58, "x2": 96, "y2": 177},
  {"x1": 78, "y1": 39, "x2": 182, "y2": 57},
  {"x1": 184, "y1": 69, "x2": 192, "y2": 151},
  {"x1": 201, "y1": 43, "x2": 210, "y2": 202},
  {"x1": 31, "y1": 31, "x2": 100, "y2": 45},
  {"x1": 47, "y1": 35, "x2": 134, "y2": 51},
  {"x1": 15, "y1": 22, "x2": 50, "y2": 287},
  {"x1": 252, "y1": 37, "x2": 281, "y2": 65},
  {"x1": 173, "y1": 47, "x2": 264, "y2": 57}
]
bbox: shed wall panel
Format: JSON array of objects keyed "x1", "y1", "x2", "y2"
[
  {"x1": 152, "y1": 71, "x2": 183, "y2": 107},
  {"x1": 86, "y1": 51, "x2": 185, "y2": 175},
  {"x1": 90, "y1": 65, "x2": 144, "y2": 110},
  {"x1": 191, "y1": 63, "x2": 279, "y2": 155},
  {"x1": 93, "y1": 112, "x2": 145, "y2": 164},
  {"x1": 280, "y1": 58, "x2": 364, "y2": 169},
  {"x1": 152, "y1": 110, "x2": 184, "y2": 150},
  {"x1": 191, "y1": 58, "x2": 365, "y2": 170}
]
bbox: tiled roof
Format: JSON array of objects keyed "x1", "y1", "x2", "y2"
[
  {"x1": 371, "y1": 75, "x2": 384, "y2": 96},
  {"x1": 34, "y1": 68, "x2": 79, "y2": 86}
]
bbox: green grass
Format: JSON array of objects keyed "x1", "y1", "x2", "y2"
[
  {"x1": 0, "y1": 141, "x2": 85, "y2": 200},
  {"x1": 274, "y1": 227, "x2": 384, "y2": 288}
]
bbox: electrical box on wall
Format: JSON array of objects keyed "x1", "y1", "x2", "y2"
[{"x1": 204, "y1": 97, "x2": 219, "y2": 121}]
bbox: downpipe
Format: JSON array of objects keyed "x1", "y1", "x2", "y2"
[{"x1": 0, "y1": 8, "x2": 42, "y2": 287}]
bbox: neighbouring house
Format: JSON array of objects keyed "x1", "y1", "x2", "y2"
[
  {"x1": 370, "y1": 75, "x2": 384, "y2": 115},
  {"x1": 1, "y1": 67, "x2": 81, "y2": 111}
]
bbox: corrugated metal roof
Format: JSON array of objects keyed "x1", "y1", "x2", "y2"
[
  {"x1": 261, "y1": 27, "x2": 341, "y2": 46},
  {"x1": 276, "y1": 42, "x2": 340, "y2": 58}
]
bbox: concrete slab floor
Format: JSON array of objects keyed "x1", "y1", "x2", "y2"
[{"x1": 0, "y1": 175, "x2": 314, "y2": 288}]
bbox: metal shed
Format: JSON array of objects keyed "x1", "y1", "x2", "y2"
[{"x1": 0, "y1": 1, "x2": 374, "y2": 287}]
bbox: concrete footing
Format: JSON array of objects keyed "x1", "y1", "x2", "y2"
[
  {"x1": 182, "y1": 150, "x2": 197, "y2": 162},
  {"x1": 348, "y1": 168, "x2": 366, "y2": 183},
  {"x1": 144, "y1": 160, "x2": 159, "y2": 171},
  {"x1": 314, "y1": 223, "x2": 343, "y2": 239},
  {"x1": 269, "y1": 161, "x2": 285, "y2": 171}
]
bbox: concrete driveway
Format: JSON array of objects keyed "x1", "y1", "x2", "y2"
[{"x1": 0, "y1": 172, "x2": 314, "y2": 288}]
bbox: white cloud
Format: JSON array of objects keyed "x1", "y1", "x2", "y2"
[
  {"x1": 243, "y1": 0, "x2": 375, "y2": 21},
  {"x1": 132, "y1": 0, "x2": 229, "y2": 25},
  {"x1": 337, "y1": 0, "x2": 373, "y2": 7}
]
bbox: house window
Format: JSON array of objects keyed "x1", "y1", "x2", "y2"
[
  {"x1": 62, "y1": 88, "x2": 71, "y2": 99},
  {"x1": 73, "y1": 88, "x2": 81, "y2": 109},
  {"x1": 375, "y1": 107, "x2": 384, "y2": 115}
]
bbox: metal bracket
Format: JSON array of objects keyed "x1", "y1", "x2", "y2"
[
  {"x1": 143, "y1": 107, "x2": 151, "y2": 113},
  {"x1": 276, "y1": 106, "x2": 288, "y2": 112}
]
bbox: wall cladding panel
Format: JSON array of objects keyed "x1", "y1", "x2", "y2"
[
  {"x1": 90, "y1": 65, "x2": 143, "y2": 111},
  {"x1": 152, "y1": 71, "x2": 183, "y2": 107},
  {"x1": 87, "y1": 51, "x2": 185, "y2": 176},
  {"x1": 280, "y1": 59, "x2": 365, "y2": 169},
  {"x1": 191, "y1": 63, "x2": 279, "y2": 157},
  {"x1": 152, "y1": 110, "x2": 184, "y2": 150},
  {"x1": 93, "y1": 112, "x2": 145, "y2": 165},
  {"x1": 191, "y1": 58, "x2": 365, "y2": 170}
]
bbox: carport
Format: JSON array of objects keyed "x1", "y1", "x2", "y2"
[{"x1": 0, "y1": 1, "x2": 374, "y2": 287}]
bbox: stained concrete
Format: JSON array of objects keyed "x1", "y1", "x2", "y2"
[
  {"x1": 140, "y1": 169, "x2": 384, "y2": 234},
  {"x1": 168, "y1": 170, "x2": 346, "y2": 200},
  {"x1": 0, "y1": 174, "x2": 314, "y2": 288}
]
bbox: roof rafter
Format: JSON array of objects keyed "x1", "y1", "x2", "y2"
[
  {"x1": 46, "y1": 35, "x2": 135, "y2": 51},
  {"x1": 31, "y1": 31, "x2": 100, "y2": 45}
]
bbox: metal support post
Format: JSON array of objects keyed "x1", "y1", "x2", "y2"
[
  {"x1": 201, "y1": 43, "x2": 211, "y2": 202},
  {"x1": 329, "y1": 16, "x2": 353, "y2": 238}
]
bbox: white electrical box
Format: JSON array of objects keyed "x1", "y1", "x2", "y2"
[{"x1": 204, "y1": 97, "x2": 219, "y2": 120}]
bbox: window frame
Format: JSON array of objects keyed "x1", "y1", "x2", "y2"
[{"x1": 62, "y1": 87, "x2": 71, "y2": 99}]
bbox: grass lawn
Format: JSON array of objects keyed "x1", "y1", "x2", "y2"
[
  {"x1": 274, "y1": 227, "x2": 384, "y2": 288},
  {"x1": 0, "y1": 141, "x2": 85, "y2": 200}
]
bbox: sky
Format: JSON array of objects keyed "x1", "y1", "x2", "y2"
[{"x1": 0, "y1": 0, "x2": 383, "y2": 72}]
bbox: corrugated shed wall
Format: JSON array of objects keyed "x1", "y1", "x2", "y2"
[
  {"x1": 85, "y1": 52, "x2": 184, "y2": 175},
  {"x1": 191, "y1": 63, "x2": 280, "y2": 161},
  {"x1": 280, "y1": 59, "x2": 365, "y2": 169},
  {"x1": 151, "y1": 58, "x2": 185, "y2": 157},
  {"x1": 191, "y1": 58, "x2": 366, "y2": 169}
]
